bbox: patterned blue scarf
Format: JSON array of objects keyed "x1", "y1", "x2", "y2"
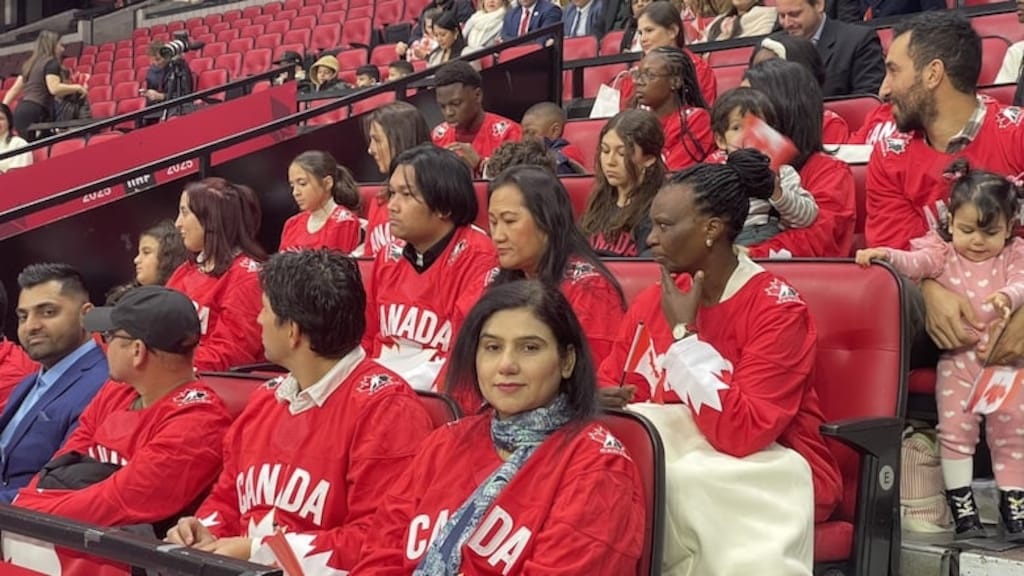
[{"x1": 413, "y1": 394, "x2": 572, "y2": 575}]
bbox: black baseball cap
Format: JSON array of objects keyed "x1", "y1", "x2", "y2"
[{"x1": 84, "y1": 286, "x2": 201, "y2": 354}]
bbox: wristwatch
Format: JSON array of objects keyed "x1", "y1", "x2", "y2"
[{"x1": 672, "y1": 322, "x2": 697, "y2": 341}]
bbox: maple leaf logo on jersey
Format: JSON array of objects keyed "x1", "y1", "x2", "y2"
[
  {"x1": 881, "y1": 134, "x2": 909, "y2": 156},
  {"x1": 332, "y1": 208, "x2": 354, "y2": 222},
  {"x1": 252, "y1": 533, "x2": 347, "y2": 576},
  {"x1": 174, "y1": 388, "x2": 211, "y2": 406},
  {"x1": 664, "y1": 339, "x2": 732, "y2": 414},
  {"x1": 239, "y1": 257, "x2": 262, "y2": 273},
  {"x1": 433, "y1": 123, "x2": 450, "y2": 139},
  {"x1": 566, "y1": 260, "x2": 596, "y2": 282},
  {"x1": 357, "y1": 372, "x2": 398, "y2": 395},
  {"x1": 492, "y1": 120, "x2": 510, "y2": 137},
  {"x1": 998, "y1": 106, "x2": 1023, "y2": 129},
  {"x1": 375, "y1": 341, "x2": 446, "y2": 391},
  {"x1": 387, "y1": 242, "x2": 404, "y2": 262},
  {"x1": 764, "y1": 278, "x2": 802, "y2": 304},
  {"x1": 588, "y1": 426, "x2": 631, "y2": 459},
  {"x1": 448, "y1": 239, "x2": 468, "y2": 265}
]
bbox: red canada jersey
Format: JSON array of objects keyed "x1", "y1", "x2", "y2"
[
  {"x1": 431, "y1": 113, "x2": 522, "y2": 177},
  {"x1": 0, "y1": 339, "x2": 35, "y2": 414},
  {"x1": 487, "y1": 259, "x2": 625, "y2": 362},
  {"x1": 866, "y1": 101, "x2": 1024, "y2": 250},
  {"x1": 849, "y1": 103, "x2": 900, "y2": 146},
  {"x1": 823, "y1": 109, "x2": 851, "y2": 144},
  {"x1": 660, "y1": 107, "x2": 713, "y2": 171},
  {"x1": 279, "y1": 206, "x2": 361, "y2": 254},
  {"x1": 619, "y1": 48, "x2": 718, "y2": 109},
  {"x1": 363, "y1": 226, "x2": 497, "y2": 391},
  {"x1": 597, "y1": 268, "x2": 841, "y2": 522},
  {"x1": 196, "y1": 359, "x2": 433, "y2": 575},
  {"x1": 364, "y1": 199, "x2": 397, "y2": 258},
  {"x1": 353, "y1": 415, "x2": 645, "y2": 576},
  {"x1": 746, "y1": 152, "x2": 855, "y2": 259},
  {"x1": 7, "y1": 380, "x2": 231, "y2": 576},
  {"x1": 166, "y1": 255, "x2": 265, "y2": 371}
]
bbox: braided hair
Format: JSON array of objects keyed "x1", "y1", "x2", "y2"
[
  {"x1": 644, "y1": 46, "x2": 708, "y2": 164},
  {"x1": 665, "y1": 148, "x2": 775, "y2": 241}
]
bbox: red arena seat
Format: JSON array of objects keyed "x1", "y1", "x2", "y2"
[
  {"x1": 824, "y1": 95, "x2": 883, "y2": 133},
  {"x1": 562, "y1": 119, "x2": 603, "y2": 173}
]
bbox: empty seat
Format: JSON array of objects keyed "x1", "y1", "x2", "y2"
[
  {"x1": 189, "y1": 24, "x2": 210, "y2": 36},
  {"x1": 48, "y1": 138, "x2": 86, "y2": 158},
  {"x1": 87, "y1": 73, "x2": 110, "y2": 89},
  {"x1": 275, "y1": 9, "x2": 298, "y2": 21},
  {"x1": 291, "y1": 15, "x2": 316, "y2": 30},
  {"x1": 563, "y1": 35, "x2": 598, "y2": 61},
  {"x1": 312, "y1": 24, "x2": 342, "y2": 52},
  {"x1": 255, "y1": 33, "x2": 282, "y2": 51},
  {"x1": 713, "y1": 64, "x2": 748, "y2": 94},
  {"x1": 87, "y1": 132, "x2": 123, "y2": 146},
  {"x1": 228, "y1": 38, "x2": 255, "y2": 53},
  {"x1": 112, "y1": 59, "x2": 133, "y2": 72},
  {"x1": 78, "y1": 54, "x2": 95, "y2": 66},
  {"x1": 347, "y1": 5, "x2": 373, "y2": 19},
  {"x1": 230, "y1": 18, "x2": 253, "y2": 30},
  {"x1": 980, "y1": 36, "x2": 1011, "y2": 86},
  {"x1": 195, "y1": 33, "x2": 216, "y2": 45},
  {"x1": 196, "y1": 68, "x2": 230, "y2": 101},
  {"x1": 298, "y1": 5, "x2": 323, "y2": 17},
  {"x1": 189, "y1": 56, "x2": 215, "y2": 76},
  {"x1": 210, "y1": 22, "x2": 230, "y2": 34},
  {"x1": 824, "y1": 94, "x2": 882, "y2": 133},
  {"x1": 337, "y1": 48, "x2": 368, "y2": 69},
  {"x1": 283, "y1": 0, "x2": 303, "y2": 10},
  {"x1": 114, "y1": 48, "x2": 132, "y2": 61},
  {"x1": 214, "y1": 53, "x2": 243, "y2": 78},
  {"x1": 150, "y1": 24, "x2": 167, "y2": 35},
  {"x1": 87, "y1": 85, "x2": 112, "y2": 103},
  {"x1": 562, "y1": 119, "x2": 603, "y2": 173},
  {"x1": 266, "y1": 20, "x2": 290, "y2": 36},
  {"x1": 242, "y1": 5, "x2": 263, "y2": 19},
  {"x1": 216, "y1": 29, "x2": 240, "y2": 43},
  {"x1": 204, "y1": 13, "x2": 223, "y2": 26},
  {"x1": 93, "y1": 61, "x2": 112, "y2": 74},
  {"x1": 203, "y1": 42, "x2": 228, "y2": 59},
  {"x1": 351, "y1": 91, "x2": 395, "y2": 115},
  {"x1": 341, "y1": 17, "x2": 373, "y2": 47},
  {"x1": 113, "y1": 81, "x2": 141, "y2": 100},
  {"x1": 325, "y1": 0, "x2": 347, "y2": 12},
  {"x1": 321, "y1": 10, "x2": 346, "y2": 25},
  {"x1": 707, "y1": 46, "x2": 753, "y2": 67},
  {"x1": 370, "y1": 44, "x2": 398, "y2": 66},
  {"x1": 253, "y1": 14, "x2": 273, "y2": 26},
  {"x1": 374, "y1": 0, "x2": 403, "y2": 30},
  {"x1": 273, "y1": 44, "x2": 306, "y2": 63},
  {"x1": 111, "y1": 69, "x2": 135, "y2": 85},
  {"x1": 242, "y1": 49, "x2": 273, "y2": 76},
  {"x1": 283, "y1": 29, "x2": 312, "y2": 46},
  {"x1": 91, "y1": 100, "x2": 115, "y2": 118},
  {"x1": 167, "y1": 21, "x2": 185, "y2": 33},
  {"x1": 222, "y1": 9, "x2": 243, "y2": 23},
  {"x1": 263, "y1": 1, "x2": 283, "y2": 15},
  {"x1": 95, "y1": 51, "x2": 114, "y2": 63},
  {"x1": 186, "y1": 17, "x2": 203, "y2": 29},
  {"x1": 972, "y1": 11, "x2": 1024, "y2": 43},
  {"x1": 240, "y1": 25, "x2": 265, "y2": 39}
]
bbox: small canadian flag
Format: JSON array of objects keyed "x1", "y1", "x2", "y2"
[
  {"x1": 623, "y1": 322, "x2": 666, "y2": 403},
  {"x1": 966, "y1": 366, "x2": 1024, "y2": 414}
]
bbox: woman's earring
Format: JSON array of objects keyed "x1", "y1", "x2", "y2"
[{"x1": 705, "y1": 237, "x2": 713, "y2": 248}]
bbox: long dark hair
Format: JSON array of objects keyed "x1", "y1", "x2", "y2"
[
  {"x1": 642, "y1": 46, "x2": 708, "y2": 163},
  {"x1": 639, "y1": 1, "x2": 686, "y2": 49},
  {"x1": 580, "y1": 110, "x2": 667, "y2": 240},
  {"x1": 743, "y1": 59, "x2": 823, "y2": 170},
  {"x1": 488, "y1": 166, "x2": 625, "y2": 304},
  {"x1": 182, "y1": 177, "x2": 268, "y2": 276},
  {"x1": 939, "y1": 158, "x2": 1022, "y2": 242},
  {"x1": 445, "y1": 280, "x2": 598, "y2": 423},
  {"x1": 433, "y1": 10, "x2": 467, "y2": 60},
  {"x1": 751, "y1": 36, "x2": 826, "y2": 88},
  {"x1": 289, "y1": 150, "x2": 361, "y2": 211}
]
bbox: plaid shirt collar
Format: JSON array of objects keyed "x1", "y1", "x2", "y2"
[{"x1": 944, "y1": 98, "x2": 987, "y2": 153}]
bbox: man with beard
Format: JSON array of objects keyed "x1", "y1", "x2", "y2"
[
  {"x1": 866, "y1": 12, "x2": 1024, "y2": 383},
  {"x1": 0, "y1": 263, "x2": 107, "y2": 502},
  {"x1": 865, "y1": 10, "x2": 1024, "y2": 251}
]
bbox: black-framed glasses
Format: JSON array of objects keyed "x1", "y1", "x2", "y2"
[
  {"x1": 630, "y1": 68, "x2": 674, "y2": 83},
  {"x1": 101, "y1": 331, "x2": 136, "y2": 344}
]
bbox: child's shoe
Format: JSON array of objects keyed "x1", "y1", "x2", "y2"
[
  {"x1": 947, "y1": 486, "x2": 987, "y2": 540},
  {"x1": 999, "y1": 489, "x2": 1024, "y2": 542}
]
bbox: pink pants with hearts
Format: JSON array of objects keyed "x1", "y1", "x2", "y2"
[{"x1": 936, "y1": 353, "x2": 1024, "y2": 487}]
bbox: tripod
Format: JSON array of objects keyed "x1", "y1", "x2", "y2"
[{"x1": 160, "y1": 58, "x2": 193, "y2": 121}]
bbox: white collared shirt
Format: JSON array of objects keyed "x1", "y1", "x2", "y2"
[{"x1": 274, "y1": 347, "x2": 367, "y2": 415}]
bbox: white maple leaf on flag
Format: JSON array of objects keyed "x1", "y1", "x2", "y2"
[
  {"x1": 663, "y1": 337, "x2": 732, "y2": 414},
  {"x1": 375, "y1": 340, "x2": 446, "y2": 391}
]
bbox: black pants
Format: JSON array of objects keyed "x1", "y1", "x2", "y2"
[{"x1": 13, "y1": 100, "x2": 50, "y2": 142}]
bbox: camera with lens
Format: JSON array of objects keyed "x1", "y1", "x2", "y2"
[{"x1": 159, "y1": 32, "x2": 204, "y2": 59}]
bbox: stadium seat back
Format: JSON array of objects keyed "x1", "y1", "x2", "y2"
[
  {"x1": 283, "y1": 29, "x2": 312, "y2": 47},
  {"x1": 850, "y1": 163, "x2": 868, "y2": 252},
  {"x1": 312, "y1": 24, "x2": 342, "y2": 52},
  {"x1": 112, "y1": 81, "x2": 141, "y2": 101},
  {"x1": 214, "y1": 53, "x2": 243, "y2": 79},
  {"x1": 600, "y1": 409, "x2": 665, "y2": 576},
  {"x1": 416, "y1": 390, "x2": 462, "y2": 429},
  {"x1": 49, "y1": 138, "x2": 86, "y2": 158},
  {"x1": 824, "y1": 95, "x2": 882, "y2": 133},
  {"x1": 198, "y1": 372, "x2": 269, "y2": 418},
  {"x1": 707, "y1": 46, "x2": 753, "y2": 67},
  {"x1": 255, "y1": 33, "x2": 283, "y2": 51},
  {"x1": 980, "y1": 36, "x2": 1011, "y2": 86},
  {"x1": 564, "y1": 36, "x2": 598, "y2": 61},
  {"x1": 228, "y1": 38, "x2": 255, "y2": 54},
  {"x1": 216, "y1": 29, "x2": 241, "y2": 43},
  {"x1": 600, "y1": 30, "x2": 625, "y2": 55},
  {"x1": 341, "y1": 18, "x2": 373, "y2": 47},
  {"x1": 562, "y1": 119, "x2": 603, "y2": 173},
  {"x1": 713, "y1": 64, "x2": 747, "y2": 94},
  {"x1": 560, "y1": 175, "x2": 594, "y2": 218},
  {"x1": 973, "y1": 12, "x2": 1024, "y2": 44},
  {"x1": 979, "y1": 83, "x2": 1016, "y2": 105},
  {"x1": 266, "y1": 20, "x2": 290, "y2": 36},
  {"x1": 242, "y1": 49, "x2": 273, "y2": 76}
]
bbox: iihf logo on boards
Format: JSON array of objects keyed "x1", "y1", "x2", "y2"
[{"x1": 125, "y1": 173, "x2": 156, "y2": 195}]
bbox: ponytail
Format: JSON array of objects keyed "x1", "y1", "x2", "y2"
[{"x1": 332, "y1": 164, "x2": 361, "y2": 211}]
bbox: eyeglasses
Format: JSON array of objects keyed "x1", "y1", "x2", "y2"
[
  {"x1": 101, "y1": 331, "x2": 136, "y2": 344},
  {"x1": 630, "y1": 68, "x2": 675, "y2": 83}
]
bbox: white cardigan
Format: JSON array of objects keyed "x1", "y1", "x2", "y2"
[
  {"x1": 0, "y1": 136, "x2": 31, "y2": 173},
  {"x1": 702, "y1": 6, "x2": 777, "y2": 43}
]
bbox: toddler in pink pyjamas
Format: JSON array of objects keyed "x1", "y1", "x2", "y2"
[{"x1": 857, "y1": 159, "x2": 1024, "y2": 541}]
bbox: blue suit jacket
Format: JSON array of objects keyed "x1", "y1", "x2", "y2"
[
  {"x1": 563, "y1": 0, "x2": 605, "y2": 38},
  {"x1": 501, "y1": 0, "x2": 563, "y2": 42},
  {"x1": 0, "y1": 344, "x2": 107, "y2": 502}
]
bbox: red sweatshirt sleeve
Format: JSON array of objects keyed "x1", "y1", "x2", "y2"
[
  {"x1": 193, "y1": 267, "x2": 264, "y2": 372},
  {"x1": 661, "y1": 301, "x2": 815, "y2": 457},
  {"x1": 864, "y1": 142, "x2": 921, "y2": 250},
  {"x1": 257, "y1": 392, "x2": 434, "y2": 569},
  {"x1": 196, "y1": 418, "x2": 245, "y2": 538},
  {"x1": 688, "y1": 49, "x2": 717, "y2": 105},
  {"x1": 328, "y1": 216, "x2": 362, "y2": 254},
  {"x1": 361, "y1": 251, "x2": 384, "y2": 355},
  {"x1": 15, "y1": 404, "x2": 231, "y2": 527},
  {"x1": 516, "y1": 460, "x2": 644, "y2": 575},
  {"x1": 568, "y1": 276, "x2": 625, "y2": 362},
  {"x1": 748, "y1": 156, "x2": 855, "y2": 258}
]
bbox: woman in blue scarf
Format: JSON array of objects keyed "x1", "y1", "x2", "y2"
[{"x1": 354, "y1": 280, "x2": 645, "y2": 575}]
